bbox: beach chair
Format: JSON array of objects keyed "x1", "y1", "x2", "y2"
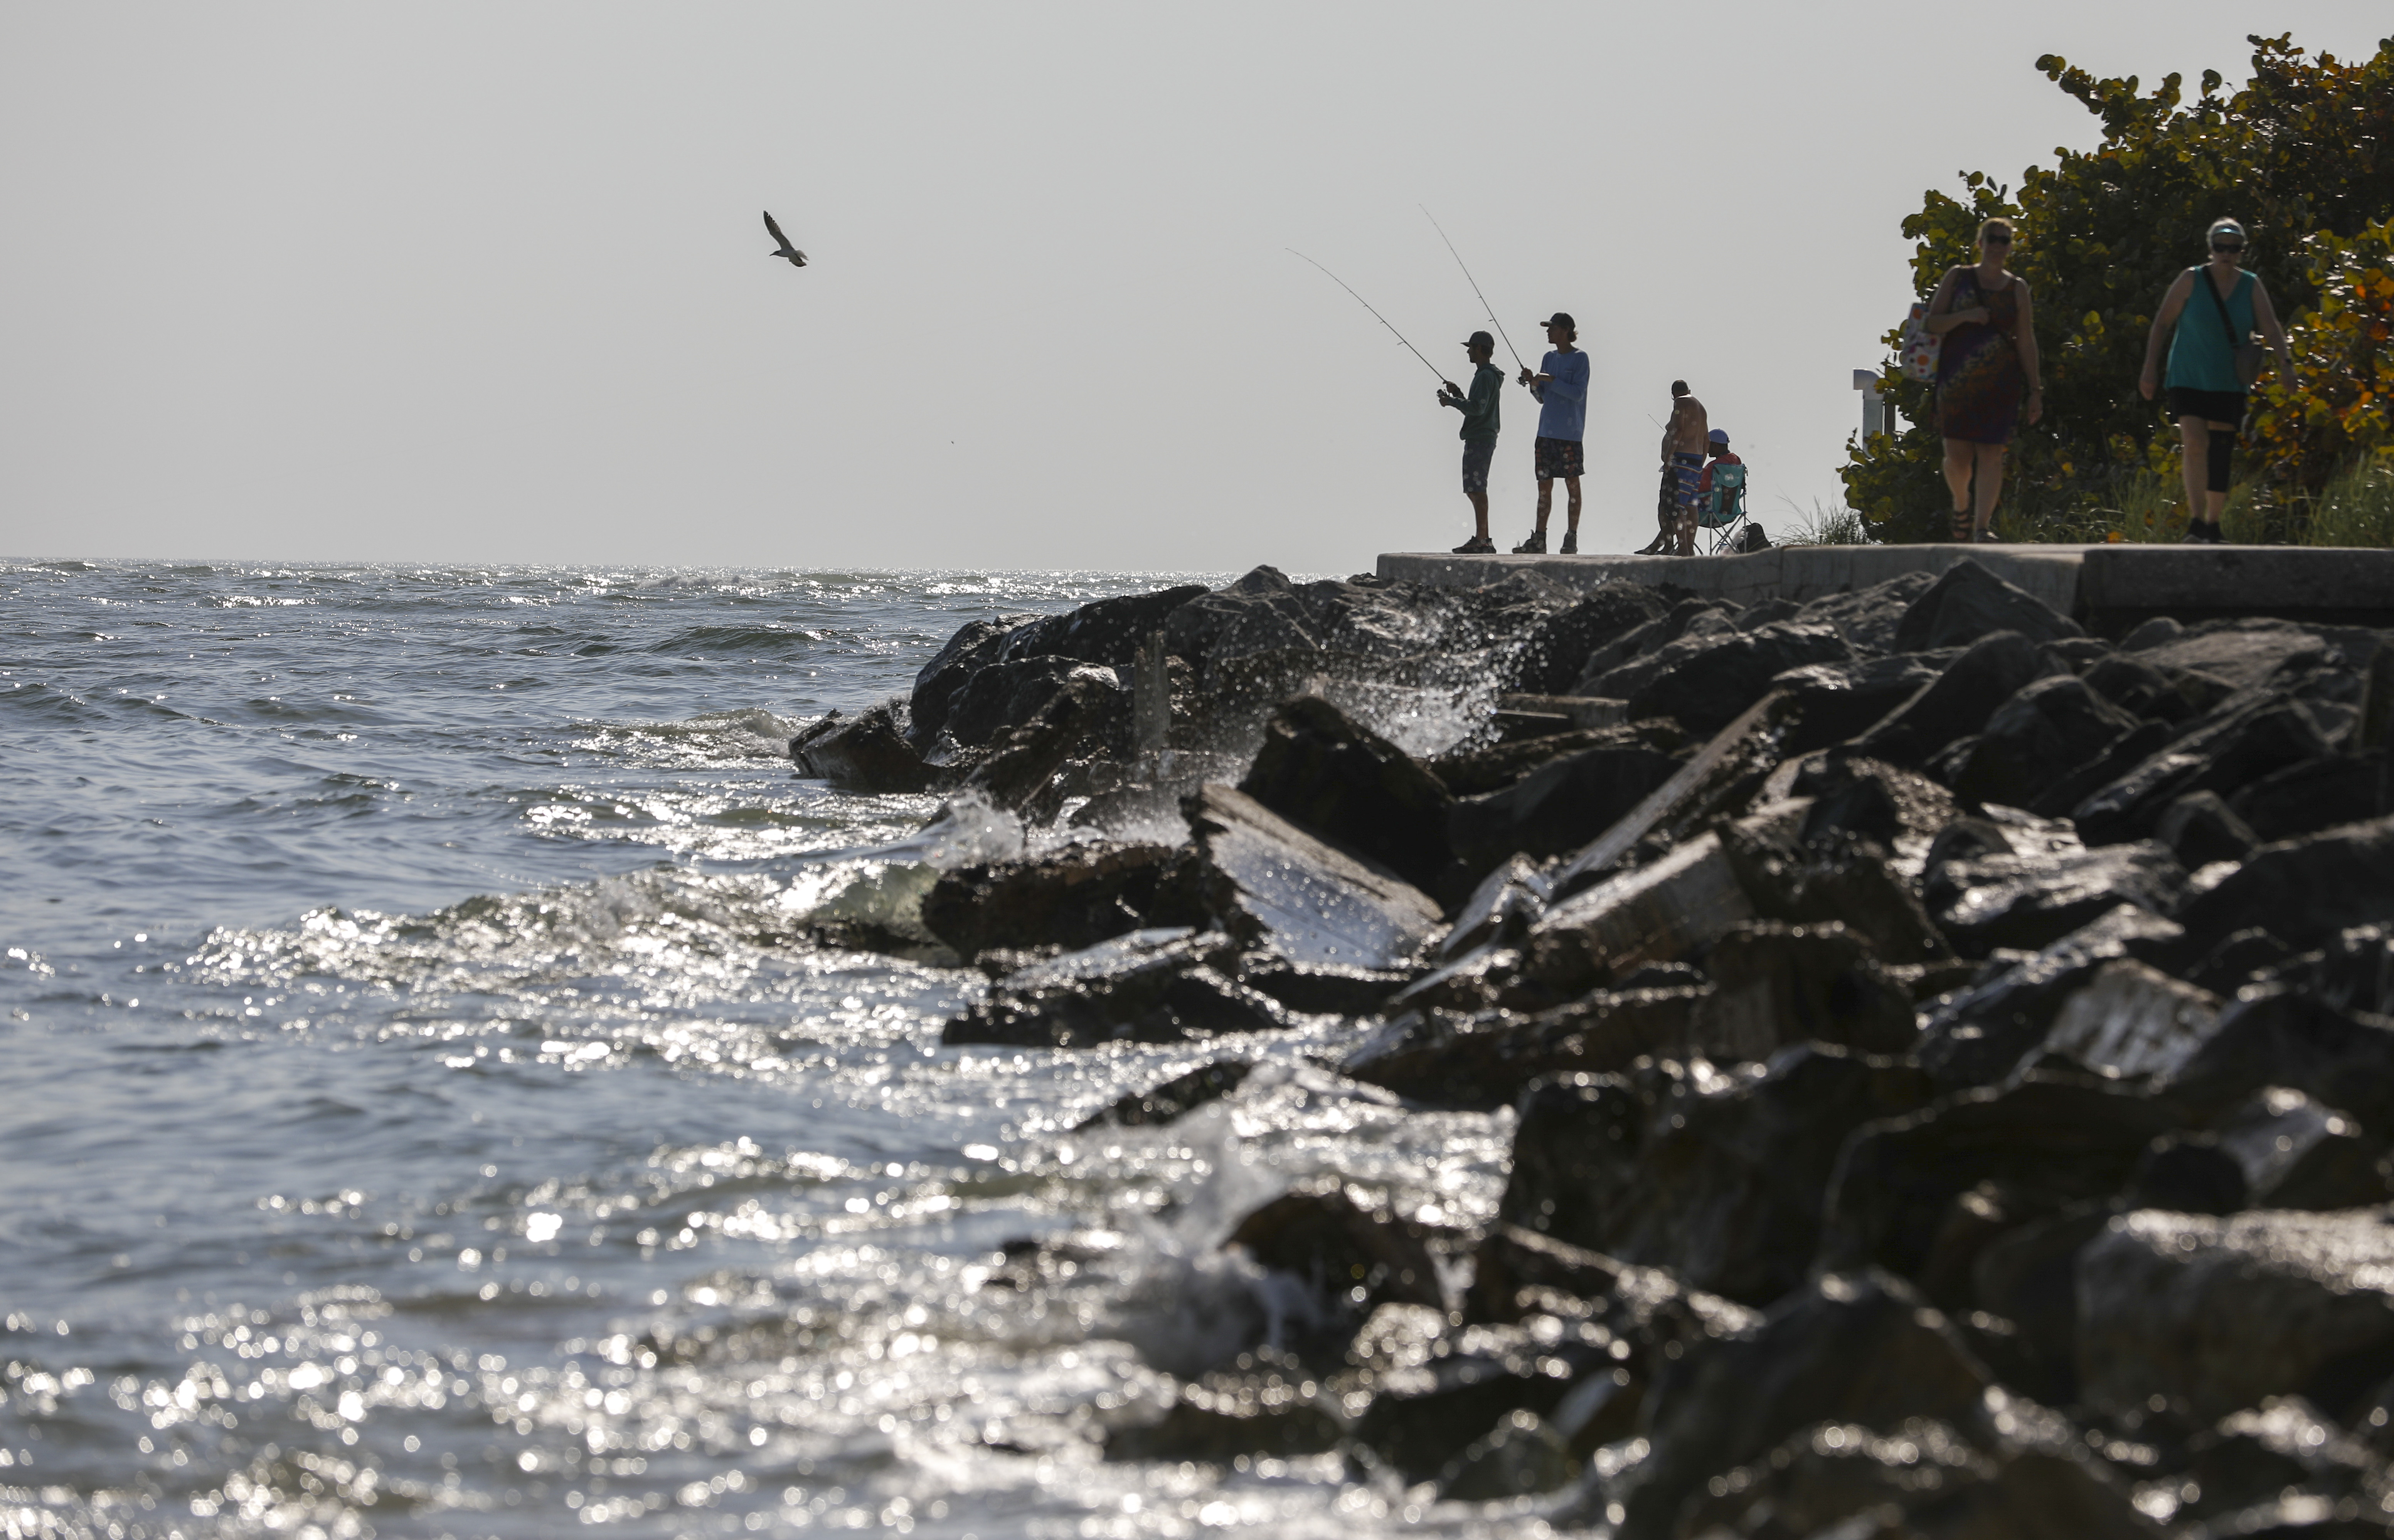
[{"x1": 1699, "y1": 462, "x2": 1750, "y2": 554}]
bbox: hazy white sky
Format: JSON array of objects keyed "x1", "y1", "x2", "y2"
[{"x1": 3, "y1": 3, "x2": 2386, "y2": 571}]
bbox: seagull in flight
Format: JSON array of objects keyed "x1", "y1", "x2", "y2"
[{"x1": 762, "y1": 210, "x2": 807, "y2": 268}]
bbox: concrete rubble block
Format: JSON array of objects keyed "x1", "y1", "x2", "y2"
[
  {"x1": 2041, "y1": 959, "x2": 2225, "y2": 1079},
  {"x1": 789, "y1": 698, "x2": 943, "y2": 792},
  {"x1": 2076, "y1": 1207, "x2": 2394, "y2": 1424},
  {"x1": 919, "y1": 841, "x2": 1206, "y2": 959},
  {"x1": 1915, "y1": 903, "x2": 2186, "y2": 1090},
  {"x1": 1894, "y1": 558, "x2": 2086, "y2": 653},
  {"x1": 1524, "y1": 831, "x2": 1758, "y2": 991},
  {"x1": 1854, "y1": 629, "x2": 2052, "y2": 767},
  {"x1": 1819, "y1": 1073, "x2": 2183, "y2": 1282},
  {"x1": 1181, "y1": 783, "x2": 1443, "y2": 971},
  {"x1": 1235, "y1": 694, "x2": 1454, "y2": 893},
  {"x1": 1618, "y1": 1270, "x2": 1996, "y2": 1540},
  {"x1": 941, "y1": 926, "x2": 1283, "y2": 1047},
  {"x1": 1922, "y1": 840, "x2": 2187, "y2": 959},
  {"x1": 2177, "y1": 814, "x2": 2394, "y2": 965},
  {"x1": 2213, "y1": 1087, "x2": 2394, "y2": 1210}
]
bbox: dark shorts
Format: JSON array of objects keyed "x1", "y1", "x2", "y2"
[
  {"x1": 1460, "y1": 437, "x2": 1496, "y2": 495},
  {"x1": 1534, "y1": 436, "x2": 1584, "y2": 481},
  {"x1": 2167, "y1": 386, "x2": 2245, "y2": 427}
]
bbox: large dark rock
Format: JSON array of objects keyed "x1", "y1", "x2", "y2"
[
  {"x1": 1854, "y1": 630, "x2": 2052, "y2": 767},
  {"x1": 1818, "y1": 1074, "x2": 2183, "y2": 1282},
  {"x1": 790, "y1": 699, "x2": 942, "y2": 792},
  {"x1": 1966, "y1": 1205, "x2": 2114, "y2": 1406},
  {"x1": 1923, "y1": 841, "x2": 2186, "y2": 959},
  {"x1": 2071, "y1": 697, "x2": 2340, "y2": 847},
  {"x1": 1569, "y1": 598, "x2": 1736, "y2": 696},
  {"x1": 1074, "y1": 1059, "x2": 1254, "y2": 1130},
  {"x1": 1495, "y1": 1051, "x2": 1934, "y2": 1306},
  {"x1": 2257, "y1": 925, "x2": 2394, "y2": 1020},
  {"x1": 1620, "y1": 1271, "x2": 1994, "y2": 1540},
  {"x1": 2176, "y1": 814, "x2": 2394, "y2": 957},
  {"x1": 2231, "y1": 752, "x2": 2390, "y2": 843},
  {"x1": 921, "y1": 842, "x2": 1206, "y2": 958},
  {"x1": 909, "y1": 584, "x2": 1208, "y2": 747},
  {"x1": 1160, "y1": 566, "x2": 1322, "y2": 686},
  {"x1": 1791, "y1": 752, "x2": 1963, "y2": 847},
  {"x1": 1914, "y1": 904, "x2": 2187, "y2": 1090},
  {"x1": 1429, "y1": 724, "x2": 1648, "y2": 797},
  {"x1": 1695, "y1": 921, "x2": 1919, "y2": 1056},
  {"x1": 1623, "y1": 620, "x2": 1853, "y2": 736},
  {"x1": 910, "y1": 617, "x2": 1034, "y2": 746},
  {"x1": 1791, "y1": 570, "x2": 1938, "y2": 656},
  {"x1": 1434, "y1": 1411, "x2": 1576, "y2": 1500},
  {"x1": 2135, "y1": 619, "x2": 2341, "y2": 692},
  {"x1": 1340, "y1": 986, "x2": 1734, "y2": 1110},
  {"x1": 1236, "y1": 696, "x2": 1453, "y2": 893},
  {"x1": 1502, "y1": 582, "x2": 1670, "y2": 696},
  {"x1": 1182, "y1": 784, "x2": 1442, "y2": 970},
  {"x1": 1445, "y1": 740, "x2": 1682, "y2": 879},
  {"x1": 2076, "y1": 1207, "x2": 2394, "y2": 1423},
  {"x1": 942, "y1": 928, "x2": 1284, "y2": 1047},
  {"x1": 1225, "y1": 1180, "x2": 1443, "y2": 1343},
  {"x1": 1347, "y1": 1317, "x2": 1619, "y2": 1483},
  {"x1": 958, "y1": 671, "x2": 1132, "y2": 821},
  {"x1": 1892, "y1": 559, "x2": 2084, "y2": 652},
  {"x1": 2213, "y1": 1088, "x2": 2394, "y2": 1210},
  {"x1": 2082, "y1": 651, "x2": 2198, "y2": 724},
  {"x1": 1777, "y1": 652, "x2": 1951, "y2": 755},
  {"x1": 2164, "y1": 988, "x2": 2394, "y2": 1131},
  {"x1": 944, "y1": 656, "x2": 1122, "y2": 749},
  {"x1": 1524, "y1": 832, "x2": 1761, "y2": 991},
  {"x1": 1939, "y1": 673, "x2": 2142, "y2": 807},
  {"x1": 2156, "y1": 789, "x2": 2260, "y2": 868},
  {"x1": 1720, "y1": 818, "x2": 1954, "y2": 967}
]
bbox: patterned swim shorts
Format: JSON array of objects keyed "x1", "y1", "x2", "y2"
[
  {"x1": 1534, "y1": 436, "x2": 1584, "y2": 481},
  {"x1": 1672, "y1": 451, "x2": 1705, "y2": 511},
  {"x1": 1461, "y1": 437, "x2": 1496, "y2": 495}
]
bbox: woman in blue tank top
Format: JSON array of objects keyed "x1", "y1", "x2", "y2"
[{"x1": 2137, "y1": 218, "x2": 2291, "y2": 543}]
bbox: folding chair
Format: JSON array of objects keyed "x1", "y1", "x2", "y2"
[{"x1": 1698, "y1": 462, "x2": 1749, "y2": 554}]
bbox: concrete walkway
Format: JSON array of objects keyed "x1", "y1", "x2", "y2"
[{"x1": 1377, "y1": 544, "x2": 2394, "y2": 633}]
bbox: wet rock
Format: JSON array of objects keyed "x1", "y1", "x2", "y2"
[
  {"x1": 1893, "y1": 559, "x2": 2085, "y2": 652},
  {"x1": 1158, "y1": 566, "x2": 1325, "y2": 688},
  {"x1": 910, "y1": 616, "x2": 1034, "y2": 746},
  {"x1": 2165, "y1": 990, "x2": 2394, "y2": 1131},
  {"x1": 943, "y1": 928, "x2": 1283, "y2": 1047},
  {"x1": 1790, "y1": 752, "x2": 1962, "y2": 848},
  {"x1": 1854, "y1": 630, "x2": 2053, "y2": 767},
  {"x1": 2170, "y1": 1398, "x2": 2380, "y2": 1527},
  {"x1": 790, "y1": 699, "x2": 942, "y2": 792},
  {"x1": 2072, "y1": 698, "x2": 2340, "y2": 847},
  {"x1": 2232, "y1": 752, "x2": 2391, "y2": 844},
  {"x1": 1182, "y1": 784, "x2": 1442, "y2": 971},
  {"x1": 1347, "y1": 1318, "x2": 1618, "y2": 1483},
  {"x1": 1445, "y1": 740, "x2": 1682, "y2": 881},
  {"x1": 2177, "y1": 815, "x2": 2394, "y2": 958},
  {"x1": 1236, "y1": 696, "x2": 1453, "y2": 893},
  {"x1": 1502, "y1": 583, "x2": 1671, "y2": 696},
  {"x1": 2076, "y1": 1208, "x2": 2394, "y2": 1423},
  {"x1": 1940, "y1": 673, "x2": 2143, "y2": 807},
  {"x1": 1435, "y1": 1410, "x2": 1575, "y2": 1500},
  {"x1": 1623, "y1": 620, "x2": 1852, "y2": 736},
  {"x1": 2040, "y1": 960, "x2": 2224, "y2": 1079},
  {"x1": 1438, "y1": 854, "x2": 1553, "y2": 962},
  {"x1": 1226, "y1": 1180, "x2": 1442, "y2": 1348},
  {"x1": 2158, "y1": 790, "x2": 2261, "y2": 869},
  {"x1": 1570, "y1": 598, "x2": 1738, "y2": 697},
  {"x1": 1914, "y1": 904, "x2": 2187, "y2": 1090},
  {"x1": 1923, "y1": 841, "x2": 2186, "y2": 959},
  {"x1": 960, "y1": 672, "x2": 1132, "y2": 821},
  {"x1": 1619, "y1": 1270, "x2": 1994, "y2": 1540},
  {"x1": 2136, "y1": 619, "x2": 2340, "y2": 693},
  {"x1": 2027, "y1": 718, "x2": 2179, "y2": 822},
  {"x1": 2084, "y1": 651, "x2": 2198, "y2": 724},
  {"x1": 911, "y1": 585, "x2": 1207, "y2": 745},
  {"x1": 1231, "y1": 953, "x2": 1408, "y2": 1016},
  {"x1": 2214, "y1": 1088, "x2": 2394, "y2": 1210},
  {"x1": 1523, "y1": 832, "x2": 1758, "y2": 992},
  {"x1": 1966, "y1": 1205, "x2": 2114, "y2": 1406},
  {"x1": 1074, "y1": 1059, "x2": 1253, "y2": 1130},
  {"x1": 2258, "y1": 927, "x2": 2394, "y2": 1019},
  {"x1": 2126, "y1": 1134, "x2": 2248, "y2": 1216},
  {"x1": 1342, "y1": 985, "x2": 1751, "y2": 1110},
  {"x1": 1694, "y1": 921, "x2": 1919, "y2": 1056},
  {"x1": 1721, "y1": 818, "x2": 1953, "y2": 968},
  {"x1": 921, "y1": 842, "x2": 1206, "y2": 958},
  {"x1": 1791, "y1": 570, "x2": 1938, "y2": 656},
  {"x1": 1820, "y1": 1073, "x2": 2182, "y2": 1281},
  {"x1": 1429, "y1": 724, "x2": 1644, "y2": 797},
  {"x1": 1495, "y1": 1050, "x2": 1933, "y2": 1306},
  {"x1": 1103, "y1": 1375, "x2": 1343, "y2": 1463},
  {"x1": 944, "y1": 656, "x2": 1125, "y2": 750},
  {"x1": 1776, "y1": 652, "x2": 1953, "y2": 755}
]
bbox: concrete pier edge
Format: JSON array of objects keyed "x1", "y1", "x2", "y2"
[{"x1": 1377, "y1": 544, "x2": 2394, "y2": 635}]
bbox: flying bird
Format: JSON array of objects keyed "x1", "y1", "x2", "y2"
[{"x1": 762, "y1": 210, "x2": 807, "y2": 268}]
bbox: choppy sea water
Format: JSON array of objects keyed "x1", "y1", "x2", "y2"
[{"x1": 0, "y1": 564, "x2": 1528, "y2": 1540}]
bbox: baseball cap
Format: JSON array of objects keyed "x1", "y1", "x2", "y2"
[
  {"x1": 1464, "y1": 330, "x2": 1495, "y2": 350},
  {"x1": 1541, "y1": 312, "x2": 1576, "y2": 330},
  {"x1": 1707, "y1": 429, "x2": 1730, "y2": 445}
]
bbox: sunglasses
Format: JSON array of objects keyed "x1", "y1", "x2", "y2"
[
  {"x1": 2212, "y1": 241, "x2": 2246, "y2": 252},
  {"x1": 1982, "y1": 234, "x2": 2012, "y2": 246}
]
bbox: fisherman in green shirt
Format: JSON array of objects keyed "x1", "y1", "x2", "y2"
[{"x1": 1439, "y1": 330, "x2": 1503, "y2": 553}]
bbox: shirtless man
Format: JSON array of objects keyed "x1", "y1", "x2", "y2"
[{"x1": 1659, "y1": 380, "x2": 1709, "y2": 557}]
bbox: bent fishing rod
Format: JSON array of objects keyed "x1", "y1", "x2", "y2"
[
  {"x1": 1420, "y1": 204, "x2": 1527, "y2": 375},
  {"x1": 1286, "y1": 248, "x2": 1449, "y2": 384}
]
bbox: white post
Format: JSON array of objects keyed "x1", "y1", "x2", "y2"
[{"x1": 1852, "y1": 368, "x2": 1887, "y2": 443}]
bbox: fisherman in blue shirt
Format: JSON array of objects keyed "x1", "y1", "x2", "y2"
[{"x1": 1514, "y1": 313, "x2": 1589, "y2": 554}]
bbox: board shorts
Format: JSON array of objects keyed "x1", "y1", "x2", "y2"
[
  {"x1": 1460, "y1": 437, "x2": 1496, "y2": 495},
  {"x1": 2167, "y1": 386, "x2": 2245, "y2": 427},
  {"x1": 1671, "y1": 451, "x2": 1705, "y2": 511},
  {"x1": 1534, "y1": 436, "x2": 1584, "y2": 481}
]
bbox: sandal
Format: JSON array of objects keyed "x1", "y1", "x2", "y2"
[{"x1": 1950, "y1": 510, "x2": 1974, "y2": 543}]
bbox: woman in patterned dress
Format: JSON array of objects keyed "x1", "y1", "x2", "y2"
[{"x1": 1923, "y1": 218, "x2": 2044, "y2": 542}]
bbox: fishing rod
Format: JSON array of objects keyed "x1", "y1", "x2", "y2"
[
  {"x1": 1286, "y1": 248, "x2": 1449, "y2": 384},
  {"x1": 1419, "y1": 205, "x2": 1528, "y2": 376}
]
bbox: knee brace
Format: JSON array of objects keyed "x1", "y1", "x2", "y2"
[{"x1": 2206, "y1": 428, "x2": 2234, "y2": 494}]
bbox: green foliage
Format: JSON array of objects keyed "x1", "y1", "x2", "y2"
[
  {"x1": 2249, "y1": 219, "x2": 2394, "y2": 499},
  {"x1": 2299, "y1": 451, "x2": 2394, "y2": 546},
  {"x1": 1842, "y1": 34, "x2": 2394, "y2": 542}
]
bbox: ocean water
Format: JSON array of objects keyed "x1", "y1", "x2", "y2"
[{"x1": 0, "y1": 564, "x2": 1530, "y2": 1540}]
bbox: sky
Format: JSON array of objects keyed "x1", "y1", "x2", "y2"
[{"x1": 3, "y1": 2, "x2": 2388, "y2": 572}]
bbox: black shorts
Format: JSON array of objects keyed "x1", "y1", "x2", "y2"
[
  {"x1": 1460, "y1": 437, "x2": 1496, "y2": 495},
  {"x1": 1534, "y1": 436, "x2": 1584, "y2": 481},
  {"x1": 2167, "y1": 386, "x2": 2244, "y2": 426}
]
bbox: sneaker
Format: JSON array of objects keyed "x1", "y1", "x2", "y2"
[
  {"x1": 1559, "y1": 531, "x2": 1579, "y2": 555},
  {"x1": 1510, "y1": 531, "x2": 1547, "y2": 555},
  {"x1": 2183, "y1": 521, "x2": 2222, "y2": 544},
  {"x1": 1974, "y1": 528, "x2": 2003, "y2": 543},
  {"x1": 1450, "y1": 535, "x2": 1495, "y2": 554}
]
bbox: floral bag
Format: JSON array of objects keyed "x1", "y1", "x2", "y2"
[{"x1": 1901, "y1": 302, "x2": 1941, "y2": 382}]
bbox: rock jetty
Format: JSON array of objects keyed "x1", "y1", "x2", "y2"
[{"x1": 795, "y1": 559, "x2": 2394, "y2": 1533}]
